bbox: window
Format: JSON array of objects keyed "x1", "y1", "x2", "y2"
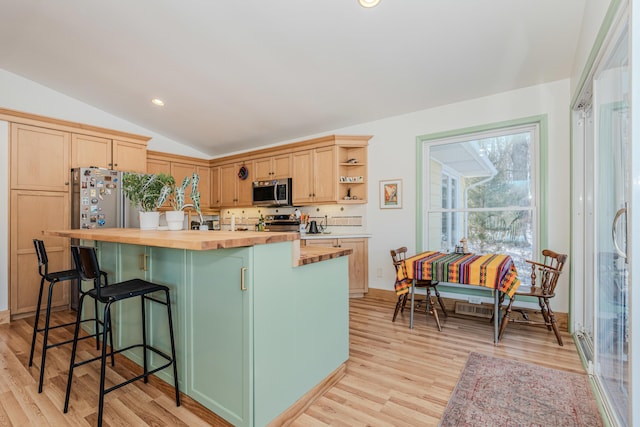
[
  {"x1": 419, "y1": 121, "x2": 541, "y2": 276},
  {"x1": 440, "y1": 168, "x2": 459, "y2": 251}
]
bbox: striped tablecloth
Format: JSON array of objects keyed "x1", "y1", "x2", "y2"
[{"x1": 396, "y1": 251, "x2": 521, "y2": 297}]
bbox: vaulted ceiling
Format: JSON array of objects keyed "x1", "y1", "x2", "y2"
[{"x1": 0, "y1": 0, "x2": 586, "y2": 156}]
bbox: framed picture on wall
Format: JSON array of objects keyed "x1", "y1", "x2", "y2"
[{"x1": 379, "y1": 179, "x2": 402, "y2": 209}]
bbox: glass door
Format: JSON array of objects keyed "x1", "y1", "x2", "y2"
[{"x1": 592, "y1": 17, "x2": 630, "y2": 427}]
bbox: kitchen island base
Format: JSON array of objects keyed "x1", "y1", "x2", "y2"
[{"x1": 81, "y1": 238, "x2": 348, "y2": 427}]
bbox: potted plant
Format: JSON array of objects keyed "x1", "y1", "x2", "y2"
[
  {"x1": 158, "y1": 172, "x2": 203, "y2": 230},
  {"x1": 122, "y1": 172, "x2": 172, "y2": 230}
]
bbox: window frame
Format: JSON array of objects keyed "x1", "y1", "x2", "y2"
[{"x1": 416, "y1": 116, "x2": 548, "y2": 261}]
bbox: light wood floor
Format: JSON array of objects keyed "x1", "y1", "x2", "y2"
[{"x1": 0, "y1": 293, "x2": 588, "y2": 426}]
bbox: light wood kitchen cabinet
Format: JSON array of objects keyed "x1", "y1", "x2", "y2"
[
  {"x1": 147, "y1": 159, "x2": 171, "y2": 175},
  {"x1": 170, "y1": 163, "x2": 212, "y2": 208},
  {"x1": 210, "y1": 166, "x2": 221, "y2": 207},
  {"x1": 171, "y1": 162, "x2": 196, "y2": 188},
  {"x1": 71, "y1": 134, "x2": 110, "y2": 169},
  {"x1": 219, "y1": 163, "x2": 253, "y2": 207},
  {"x1": 11, "y1": 123, "x2": 71, "y2": 191},
  {"x1": 10, "y1": 190, "x2": 71, "y2": 316},
  {"x1": 112, "y1": 139, "x2": 147, "y2": 172},
  {"x1": 292, "y1": 146, "x2": 336, "y2": 205},
  {"x1": 303, "y1": 237, "x2": 369, "y2": 297},
  {"x1": 71, "y1": 134, "x2": 147, "y2": 172},
  {"x1": 196, "y1": 166, "x2": 211, "y2": 208},
  {"x1": 253, "y1": 153, "x2": 292, "y2": 180}
]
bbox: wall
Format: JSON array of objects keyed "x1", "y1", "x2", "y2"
[{"x1": 281, "y1": 79, "x2": 573, "y2": 311}]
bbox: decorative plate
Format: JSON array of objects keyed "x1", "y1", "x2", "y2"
[{"x1": 238, "y1": 165, "x2": 249, "y2": 180}]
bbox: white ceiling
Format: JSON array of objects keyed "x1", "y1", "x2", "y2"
[{"x1": 0, "y1": 0, "x2": 586, "y2": 157}]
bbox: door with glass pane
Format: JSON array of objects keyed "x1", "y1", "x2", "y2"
[{"x1": 592, "y1": 18, "x2": 630, "y2": 427}]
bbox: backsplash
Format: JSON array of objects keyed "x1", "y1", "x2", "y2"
[{"x1": 217, "y1": 204, "x2": 366, "y2": 232}]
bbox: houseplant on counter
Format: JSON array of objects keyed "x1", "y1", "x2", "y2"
[
  {"x1": 122, "y1": 172, "x2": 172, "y2": 230},
  {"x1": 158, "y1": 172, "x2": 204, "y2": 230}
]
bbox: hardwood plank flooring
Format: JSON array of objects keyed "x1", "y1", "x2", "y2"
[{"x1": 0, "y1": 293, "x2": 588, "y2": 426}]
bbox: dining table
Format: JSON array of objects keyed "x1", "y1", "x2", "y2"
[{"x1": 396, "y1": 251, "x2": 521, "y2": 344}]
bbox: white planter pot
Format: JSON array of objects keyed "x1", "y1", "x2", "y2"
[
  {"x1": 165, "y1": 210, "x2": 185, "y2": 231},
  {"x1": 139, "y1": 211, "x2": 160, "y2": 230}
]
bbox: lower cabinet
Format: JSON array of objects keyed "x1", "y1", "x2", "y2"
[
  {"x1": 92, "y1": 240, "x2": 348, "y2": 427},
  {"x1": 10, "y1": 190, "x2": 70, "y2": 316},
  {"x1": 303, "y1": 237, "x2": 369, "y2": 297}
]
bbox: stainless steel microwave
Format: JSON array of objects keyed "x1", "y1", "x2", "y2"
[{"x1": 252, "y1": 178, "x2": 293, "y2": 207}]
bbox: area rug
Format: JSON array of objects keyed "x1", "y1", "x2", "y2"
[{"x1": 439, "y1": 352, "x2": 603, "y2": 427}]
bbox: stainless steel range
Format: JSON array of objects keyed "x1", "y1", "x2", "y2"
[{"x1": 265, "y1": 214, "x2": 300, "y2": 232}]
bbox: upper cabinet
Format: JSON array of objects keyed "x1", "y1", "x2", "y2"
[
  {"x1": 219, "y1": 162, "x2": 253, "y2": 207},
  {"x1": 71, "y1": 135, "x2": 147, "y2": 172},
  {"x1": 211, "y1": 166, "x2": 221, "y2": 208},
  {"x1": 112, "y1": 139, "x2": 148, "y2": 172},
  {"x1": 291, "y1": 136, "x2": 370, "y2": 206},
  {"x1": 253, "y1": 153, "x2": 292, "y2": 180},
  {"x1": 10, "y1": 123, "x2": 71, "y2": 191},
  {"x1": 292, "y1": 146, "x2": 336, "y2": 205},
  {"x1": 146, "y1": 151, "x2": 213, "y2": 209}
]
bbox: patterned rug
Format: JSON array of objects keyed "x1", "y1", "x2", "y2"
[{"x1": 439, "y1": 352, "x2": 603, "y2": 427}]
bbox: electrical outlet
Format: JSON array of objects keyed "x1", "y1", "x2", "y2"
[
  {"x1": 376, "y1": 268, "x2": 383, "y2": 278},
  {"x1": 468, "y1": 297, "x2": 482, "y2": 304}
]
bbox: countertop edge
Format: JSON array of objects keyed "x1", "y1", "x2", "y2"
[
  {"x1": 301, "y1": 233, "x2": 372, "y2": 239},
  {"x1": 43, "y1": 229, "x2": 299, "y2": 251},
  {"x1": 297, "y1": 247, "x2": 353, "y2": 266}
]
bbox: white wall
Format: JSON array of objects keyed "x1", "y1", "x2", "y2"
[{"x1": 285, "y1": 79, "x2": 573, "y2": 311}]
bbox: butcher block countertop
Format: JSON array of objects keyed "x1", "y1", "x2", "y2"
[
  {"x1": 43, "y1": 228, "x2": 351, "y2": 266},
  {"x1": 296, "y1": 245, "x2": 352, "y2": 266}
]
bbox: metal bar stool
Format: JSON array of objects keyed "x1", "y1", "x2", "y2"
[
  {"x1": 64, "y1": 245, "x2": 180, "y2": 426},
  {"x1": 30, "y1": 239, "x2": 109, "y2": 393}
]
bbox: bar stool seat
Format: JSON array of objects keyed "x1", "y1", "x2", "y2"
[
  {"x1": 64, "y1": 245, "x2": 180, "y2": 427},
  {"x1": 30, "y1": 239, "x2": 106, "y2": 393}
]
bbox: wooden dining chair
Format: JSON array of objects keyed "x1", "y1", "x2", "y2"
[
  {"x1": 390, "y1": 247, "x2": 447, "y2": 330},
  {"x1": 498, "y1": 249, "x2": 568, "y2": 345}
]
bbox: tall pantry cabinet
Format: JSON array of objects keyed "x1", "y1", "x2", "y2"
[{"x1": 5, "y1": 110, "x2": 149, "y2": 319}]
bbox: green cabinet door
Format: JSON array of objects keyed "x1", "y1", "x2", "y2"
[{"x1": 186, "y1": 247, "x2": 252, "y2": 427}]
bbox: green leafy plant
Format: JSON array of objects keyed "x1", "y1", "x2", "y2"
[
  {"x1": 159, "y1": 172, "x2": 203, "y2": 221},
  {"x1": 122, "y1": 172, "x2": 173, "y2": 212}
]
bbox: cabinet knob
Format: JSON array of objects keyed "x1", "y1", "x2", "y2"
[{"x1": 65, "y1": 182, "x2": 69, "y2": 186}]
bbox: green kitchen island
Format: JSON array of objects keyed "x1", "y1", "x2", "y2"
[{"x1": 44, "y1": 228, "x2": 352, "y2": 427}]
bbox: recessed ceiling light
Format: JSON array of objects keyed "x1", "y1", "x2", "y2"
[
  {"x1": 151, "y1": 98, "x2": 165, "y2": 106},
  {"x1": 358, "y1": 0, "x2": 380, "y2": 8}
]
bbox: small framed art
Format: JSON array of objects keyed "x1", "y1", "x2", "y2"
[{"x1": 379, "y1": 179, "x2": 402, "y2": 209}]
